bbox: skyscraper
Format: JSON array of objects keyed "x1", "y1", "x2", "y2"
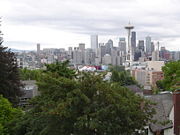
[
  {"x1": 145, "y1": 36, "x2": 152, "y2": 55},
  {"x1": 37, "y1": 43, "x2": 40, "y2": 54},
  {"x1": 105, "y1": 39, "x2": 113, "y2": 55},
  {"x1": 79, "y1": 43, "x2": 85, "y2": 51},
  {"x1": 151, "y1": 42, "x2": 155, "y2": 53},
  {"x1": 79, "y1": 43, "x2": 85, "y2": 63},
  {"x1": 91, "y1": 35, "x2": 98, "y2": 51},
  {"x1": 118, "y1": 38, "x2": 126, "y2": 54},
  {"x1": 138, "y1": 40, "x2": 145, "y2": 51},
  {"x1": 131, "y1": 32, "x2": 136, "y2": 50}
]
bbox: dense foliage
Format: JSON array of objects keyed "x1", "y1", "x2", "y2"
[
  {"x1": 110, "y1": 66, "x2": 137, "y2": 86},
  {"x1": 19, "y1": 68, "x2": 42, "y2": 81},
  {"x1": 8, "y1": 64, "x2": 155, "y2": 135},
  {"x1": 44, "y1": 60, "x2": 76, "y2": 79},
  {"x1": 156, "y1": 61, "x2": 180, "y2": 91},
  {"x1": 0, "y1": 95, "x2": 22, "y2": 135},
  {"x1": 19, "y1": 60, "x2": 76, "y2": 81},
  {"x1": 0, "y1": 43, "x2": 22, "y2": 105}
]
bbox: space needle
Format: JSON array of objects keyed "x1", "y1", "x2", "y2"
[{"x1": 124, "y1": 22, "x2": 134, "y2": 64}]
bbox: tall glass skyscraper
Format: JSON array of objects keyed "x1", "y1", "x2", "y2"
[
  {"x1": 146, "y1": 36, "x2": 152, "y2": 55},
  {"x1": 91, "y1": 35, "x2": 98, "y2": 51},
  {"x1": 131, "y1": 31, "x2": 136, "y2": 49}
]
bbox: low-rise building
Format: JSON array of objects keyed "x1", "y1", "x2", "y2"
[
  {"x1": 19, "y1": 80, "x2": 39, "y2": 108},
  {"x1": 145, "y1": 90, "x2": 180, "y2": 135}
]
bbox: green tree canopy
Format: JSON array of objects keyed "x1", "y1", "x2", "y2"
[
  {"x1": 0, "y1": 95, "x2": 22, "y2": 135},
  {"x1": 9, "y1": 73, "x2": 155, "y2": 135},
  {"x1": 0, "y1": 44, "x2": 23, "y2": 105},
  {"x1": 19, "y1": 60, "x2": 76, "y2": 81},
  {"x1": 111, "y1": 69, "x2": 137, "y2": 86},
  {"x1": 157, "y1": 61, "x2": 180, "y2": 91},
  {"x1": 19, "y1": 68, "x2": 42, "y2": 81},
  {"x1": 44, "y1": 60, "x2": 76, "y2": 79}
]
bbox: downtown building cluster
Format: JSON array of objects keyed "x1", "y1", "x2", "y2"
[
  {"x1": 15, "y1": 23, "x2": 180, "y2": 90},
  {"x1": 16, "y1": 34, "x2": 180, "y2": 69}
]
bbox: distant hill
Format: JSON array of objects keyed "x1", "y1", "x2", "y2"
[{"x1": 10, "y1": 48, "x2": 34, "y2": 53}]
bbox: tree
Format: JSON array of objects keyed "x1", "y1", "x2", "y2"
[
  {"x1": 109, "y1": 65, "x2": 125, "y2": 72},
  {"x1": 111, "y1": 69, "x2": 137, "y2": 86},
  {"x1": 19, "y1": 68, "x2": 42, "y2": 81},
  {"x1": 10, "y1": 73, "x2": 155, "y2": 135},
  {"x1": 44, "y1": 60, "x2": 76, "y2": 79},
  {"x1": 156, "y1": 61, "x2": 180, "y2": 91},
  {"x1": 0, "y1": 43, "x2": 23, "y2": 105},
  {"x1": 19, "y1": 60, "x2": 76, "y2": 81},
  {"x1": 0, "y1": 95, "x2": 22, "y2": 135}
]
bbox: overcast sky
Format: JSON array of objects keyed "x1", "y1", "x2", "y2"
[{"x1": 1, "y1": 0, "x2": 180, "y2": 50}]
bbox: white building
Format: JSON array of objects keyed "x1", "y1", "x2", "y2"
[
  {"x1": 91, "y1": 35, "x2": 98, "y2": 52},
  {"x1": 102, "y1": 54, "x2": 111, "y2": 65}
]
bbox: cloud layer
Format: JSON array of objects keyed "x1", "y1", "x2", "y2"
[{"x1": 1, "y1": 0, "x2": 180, "y2": 50}]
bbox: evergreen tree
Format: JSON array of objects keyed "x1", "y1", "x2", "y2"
[
  {"x1": 0, "y1": 95, "x2": 22, "y2": 135},
  {"x1": 9, "y1": 73, "x2": 155, "y2": 135},
  {"x1": 0, "y1": 41, "x2": 23, "y2": 105},
  {"x1": 111, "y1": 69, "x2": 137, "y2": 86}
]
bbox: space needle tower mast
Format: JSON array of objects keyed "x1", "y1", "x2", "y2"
[{"x1": 124, "y1": 22, "x2": 134, "y2": 63}]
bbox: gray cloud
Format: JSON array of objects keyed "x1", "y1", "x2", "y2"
[{"x1": 1, "y1": 0, "x2": 180, "y2": 50}]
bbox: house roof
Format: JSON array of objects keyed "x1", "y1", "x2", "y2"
[
  {"x1": 22, "y1": 80, "x2": 36, "y2": 85},
  {"x1": 145, "y1": 93, "x2": 173, "y2": 132},
  {"x1": 23, "y1": 90, "x2": 33, "y2": 98},
  {"x1": 21, "y1": 80, "x2": 37, "y2": 98},
  {"x1": 125, "y1": 85, "x2": 143, "y2": 93}
]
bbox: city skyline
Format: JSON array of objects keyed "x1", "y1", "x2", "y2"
[{"x1": 1, "y1": 0, "x2": 180, "y2": 50}]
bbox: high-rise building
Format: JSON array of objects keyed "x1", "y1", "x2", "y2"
[
  {"x1": 85, "y1": 48, "x2": 95, "y2": 65},
  {"x1": 68, "y1": 47, "x2": 73, "y2": 59},
  {"x1": 134, "y1": 49, "x2": 141, "y2": 61},
  {"x1": 98, "y1": 44, "x2": 106, "y2": 64},
  {"x1": 118, "y1": 38, "x2": 126, "y2": 54},
  {"x1": 152, "y1": 42, "x2": 160, "y2": 61},
  {"x1": 91, "y1": 35, "x2": 98, "y2": 51},
  {"x1": 131, "y1": 31, "x2": 136, "y2": 54},
  {"x1": 79, "y1": 43, "x2": 85, "y2": 51},
  {"x1": 37, "y1": 43, "x2": 40, "y2": 54},
  {"x1": 72, "y1": 47, "x2": 83, "y2": 65},
  {"x1": 151, "y1": 42, "x2": 155, "y2": 53},
  {"x1": 138, "y1": 40, "x2": 145, "y2": 51},
  {"x1": 145, "y1": 36, "x2": 152, "y2": 55},
  {"x1": 79, "y1": 43, "x2": 85, "y2": 64},
  {"x1": 159, "y1": 47, "x2": 170, "y2": 60},
  {"x1": 105, "y1": 39, "x2": 113, "y2": 55},
  {"x1": 170, "y1": 51, "x2": 180, "y2": 61}
]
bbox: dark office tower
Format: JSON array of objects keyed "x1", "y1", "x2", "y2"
[
  {"x1": 138, "y1": 40, "x2": 145, "y2": 52},
  {"x1": 79, "y1": 43, "x2": 85, "y2": 64},
  {"x1": 131, "y1": 31, "x2": 136, "y2": 60},
  {"x1": 99, "y1": 45, "x2": 106, "y2": 58},
  {"x1": 151, "y1": 42, "x2": 155, "y2": 53},
  {"x1": 145, "y1": 36, "x2": 151, "y2": 55},
  {"x1": 37, "y1": 43, "x2": 40, "y2": 54},
  {"x1": 105, "y1": 39, "x2": 113, "y2": 55},
  {"x1": 134, "y1": 49, "x2": 141, "y2": 61},
  {"x1": 131, "y1": 31, "x2": 136, "y2": 50}
]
